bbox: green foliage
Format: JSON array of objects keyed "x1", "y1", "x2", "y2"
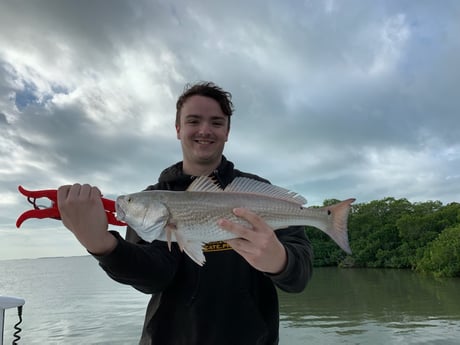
[
  {"x1": 416, "y1": 225, "x2": 460, "y2": 277},
  {"x1": 308, "y1": 197, "x2": 460, "y2": 278},
  {"x1": 396, "y1": 201, "x2": 456, "y2": 268},
  {"x1": 347, "y1": 198, "x2": 413, "y2": 268}
]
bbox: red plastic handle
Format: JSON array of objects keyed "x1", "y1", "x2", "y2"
[{"x1": 16, "y1": 186, "x2": 126, "y2": 228}]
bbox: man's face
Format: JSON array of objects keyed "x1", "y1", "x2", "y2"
[{"x1": 176, "y1": 95, "x2": 229, "y2": 170}]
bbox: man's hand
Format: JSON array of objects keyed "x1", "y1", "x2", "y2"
[
  {"x1": 218, "y1": 208, "x2": 287, "y2": 274},
  {"x1": 57, "y1": 184, "x2": 117, "y2": 255}
]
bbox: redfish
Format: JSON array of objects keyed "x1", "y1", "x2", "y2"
[{"x1": 116, "y1": 176, "x2": 354, "y2": 266}]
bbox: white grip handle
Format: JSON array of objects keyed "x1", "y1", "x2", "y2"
[{"x1": 0, "y1": 296, "x2": 25, "y2": 310}]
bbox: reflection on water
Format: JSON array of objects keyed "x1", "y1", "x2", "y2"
[
  {"x1": 278, "y1": 267, "x2": 460, "y2": 344},
  {"x1": 1, "y1": 258, "x2": 459, "y2": 344}
]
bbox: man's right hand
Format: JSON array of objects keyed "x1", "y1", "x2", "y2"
[{"x1": 57, "y1": 183, "x2": 117, "y2": 255}]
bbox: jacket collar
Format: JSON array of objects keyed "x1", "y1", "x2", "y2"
[{"x1": 157, "y1": 155, "x2": 234, "y2": 186}]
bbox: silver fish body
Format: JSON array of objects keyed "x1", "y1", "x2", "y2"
[{"x1": 115, "y1": 176, "x2": 355, "y2": 266}]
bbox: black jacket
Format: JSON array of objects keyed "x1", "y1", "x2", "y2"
[{"x1": 94, "y1": 157, "x2": 313, "y2": 345}]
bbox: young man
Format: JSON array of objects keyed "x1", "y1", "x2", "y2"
[{"x1": 57, "y1": 82, "x2": 313, "y2": 345}]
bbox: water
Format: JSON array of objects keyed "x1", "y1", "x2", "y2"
[
  {"x1": 278, "y1": 267, "x2": 460, "y2": 344},
  {"x1": 0, "y1": 256, "x2": 148, "y2": 344},
  {"x1": 1, "y1": 257, "x2": 459, "y2": 344}
]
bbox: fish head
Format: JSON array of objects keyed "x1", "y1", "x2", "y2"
[{"x1": 115, "y1": 192, "x2": 169, "y2": 242}]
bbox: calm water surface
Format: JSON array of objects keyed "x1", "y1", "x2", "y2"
[
  {"x1": 1, "y1": 256, "x2": 459, "y2": 344},
  {"x1": 278, "y1": 267, "x2": 460, "y2": 344}
]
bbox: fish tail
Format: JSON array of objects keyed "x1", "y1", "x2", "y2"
[{"x1": 324, "y1": 198, "x2": 355, "y2": 254}]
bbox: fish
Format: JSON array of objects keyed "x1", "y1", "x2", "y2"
[{"x1": 115, "y1": 176, "x2": 355, "y2": 266}]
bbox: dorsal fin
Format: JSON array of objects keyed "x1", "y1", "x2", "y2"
[
  {"x1": 224, "y1": 177, "x2": 307, "y2": 205},
  {"x1": 187, "y1": 176, "x2": 223, "y2": 192}
]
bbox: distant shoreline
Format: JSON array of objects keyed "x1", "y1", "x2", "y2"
[{"x1": 0, "y1": 254, "x2": 92, "y2": 262}]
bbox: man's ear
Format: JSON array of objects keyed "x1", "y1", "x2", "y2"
[{"x1": 175, "y1": 124, "x2": 181, "y2": 139}]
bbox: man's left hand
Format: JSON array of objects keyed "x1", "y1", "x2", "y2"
[{"x1": 218, "y1": 208, "x2": 287, "y2": 274}]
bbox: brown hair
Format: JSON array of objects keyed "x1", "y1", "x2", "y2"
[{"x1": 175, "y1": 81, "x2": 234, "y2": 128}]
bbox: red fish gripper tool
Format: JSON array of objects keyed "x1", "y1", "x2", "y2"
[{"x1": 16, "y1": 185, "x2": 126, "y2": 228}]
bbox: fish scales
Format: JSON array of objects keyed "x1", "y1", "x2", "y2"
[{"x1": 159, "y1": 191, "x2": 328, "y2": 241}]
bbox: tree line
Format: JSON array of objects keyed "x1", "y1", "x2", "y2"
[{"x1": 305, "y1": 197, "x2": 460, "y2": 278}]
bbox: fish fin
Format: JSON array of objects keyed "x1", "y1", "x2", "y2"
[
  {"x1": 173, "y1": 231, "x2": 206, "y2": 265},
  {"x1": 174, "y1": 230, "x2": 186, "y2": 252},
  {"x1": 165, "y1": 223, "x2": 176, "y2": 252},
  {"x1": 323, "y1": 198, "x2": 355, "y2": 254},
  {"x1": 224, "y1": 177, "x2": 307, "y2": 205},
  {"x1": 187, "y1": 176, "x2": 223, "y2": 192},
  {"x1": 183, "y1": 241, "x2": 206, "y2": 266}
]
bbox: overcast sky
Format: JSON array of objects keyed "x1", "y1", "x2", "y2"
[{"x1": 1, "y1": 0, "x2": 459, "y2": 260}]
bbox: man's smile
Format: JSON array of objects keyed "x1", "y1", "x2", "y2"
[{"x1": 195, "y1": 139, "x2": 214, "y2": 145}]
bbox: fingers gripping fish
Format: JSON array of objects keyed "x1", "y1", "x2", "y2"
[{"x1": 115, "y1": 176, "x2": 355, "y2": 266}]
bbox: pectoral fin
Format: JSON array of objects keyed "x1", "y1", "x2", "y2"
[{"x1": 165, "y1": 223, "x2": 177, "y2": 252}]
